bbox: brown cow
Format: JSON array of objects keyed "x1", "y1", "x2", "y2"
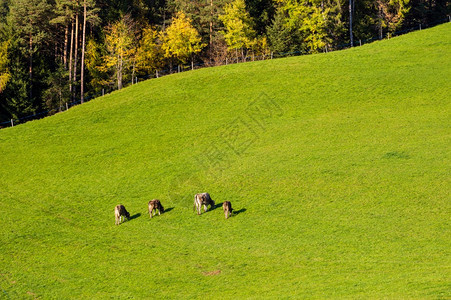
[
  {"x1": 193, "y1": 193, "x2": 215, "y2": 215},
  {"x1": 222, "y1": 201, "x2": 233, "y2": 219},
  {"x1": 114, "y1": 204, "x2": 130, "y2": 225},
  {"x1": 148, "y1": 199, "x2": 165, "y2": 218}
]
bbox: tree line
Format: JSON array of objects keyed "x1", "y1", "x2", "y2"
[{"x1": 0, "y1": 0, "x2": 449, "y2": 122}]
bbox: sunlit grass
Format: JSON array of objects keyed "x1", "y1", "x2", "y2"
[{"x1": 0, "y1": 23, "x2": 449, "y2": 298}]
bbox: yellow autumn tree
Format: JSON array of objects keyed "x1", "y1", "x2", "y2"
[
  {"x1": 136, "y1": 26, "x2": 163, "y2": 76},
  {"x1": 300, "y1": 4, "x2": 330, "y2": 52},
  {"x1": 0, "y1": 41, "x2": 10, "y2": 93},
  {"x1": 162, "y1": 12, "x2": 205, "y2": 70},
  {"x1": 280, "y1": 0, "x2": 331, "y2": 53},
  {"x1": 85, "y1": 38, "x2": 109, "y2": 93},
  {"x1": 102, "y1": 14, "x2": 136, "y2": 90},
  {"x1": 219, "y1": 0, "x2": 256, "y2": 61}
]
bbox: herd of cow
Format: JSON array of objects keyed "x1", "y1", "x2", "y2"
[{"x1": 114, "y1": 192, "x2": 233, "y2": 225}]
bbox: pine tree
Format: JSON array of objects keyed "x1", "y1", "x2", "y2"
[
  {"x1": 0, "y1": 41, "x2": 35, "y2": 120},
  {"x1": 404, "y1": 0, "x2": 450, "y2": 25},
  {"x1": 267, "y1": 6, "x2": 302, "y2": 54},
  {"x1": 244, "y1": 0, "x2": 276, "y2": 35},
  {"x1": 80, "y1": 0, "x2": 99, "y2": 103},
  {"x1": 43, "y1": 63, "x2": 70, "y2": 111},
  {"x1": 7, "y1": 0, "x2": 51, "y2": 101},
  {"x1": 50, "y1": 0, "x2": 69, "y2": 68}
]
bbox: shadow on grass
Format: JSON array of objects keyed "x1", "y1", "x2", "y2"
[
  {"x1": 233, "y1": 208, "x2": 246, "y2": 216},
  {"x1": 129, "y1": 213, "x2": 141, "y2": 221},
  {"x1": 211, "y1": 203, "x2": 222, "y2": 211},
  {"x1": 164, "y1": 207, "x2": 174, "y2": 213}
]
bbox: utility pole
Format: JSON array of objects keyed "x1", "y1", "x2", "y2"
[{"x1": 349, "y1": 0, "x2": 353, "y2": 46}]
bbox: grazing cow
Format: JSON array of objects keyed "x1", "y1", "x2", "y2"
[
  {"x1": 148, "y1": 199, "x2": 164, "y2": 218},
  {"x1": 114, "y1": 204, "x2": 130, "y2": 225},
  {"x1": 193, "y1": 193, "x2": 215, "y2": 215},
  {"x1": 222, "y1": 201, "x2": 233, "y2": 219}
]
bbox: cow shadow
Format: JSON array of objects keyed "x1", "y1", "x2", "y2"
[
  {"x1": 210, "y1": 203, "x2": 221, "y2": 211},
  {"x1": 233, "y1": 208, "x2": 247, "y2": 216},
  {"x1": 164, "y1": 207, "x2": 174, "y2": 213},
  {"x1": 129, "y1": 213, "x2": 141, "y2": 221}
]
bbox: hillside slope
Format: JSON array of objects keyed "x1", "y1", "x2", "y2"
[{"x1": 0, "y1": 24, "x2": 450, "y2": 298}]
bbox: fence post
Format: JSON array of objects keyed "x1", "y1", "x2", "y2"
[
  {"x1": 66, "y1": 102, "x2": 69, "y2": 110},
  {"x1": 359, "y1": 40, "x2": 362, "y2": 46},
  {"x1": 10, "y1": 119, "x2": 13, "y2": 127},
  {"x1": 226, "y1": 58, "x2": 228, "y2": 65},
  {"x1": 102, "y1": 89, "x2": 104, "y2": 96},
  {"x1": 419, "y1": 24, "x2": 422, "y2": 30},
  {"x1": 271, "y1": 52, "x2": 273, "y2": 59}
]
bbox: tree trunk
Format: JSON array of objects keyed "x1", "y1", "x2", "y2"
[
  {"x1": 162, "y1": 9, "x2": 166, "y2": 31},
  {"x1": 210, "y1": 0, "x2": 213, "y2": 47},
  {"x1": 64, "y1": 24, "x2": 68, "y2": 68},
  {"x1": 118, "y1": 53, "x2": 123, "y2": 89},
  {"x1": 80, "y1": 0, "x2": 86, "y2": 103},
  {"x1": 349, "y1": 0, "x2": 353, "y2": 46},
  {"x1": 378, "y1": 4, "x2": 383, "y2": 40},
  {"x1": 29, "y1": 33, "x2": 33, "y2": 102},
  {"x1": 69, "y1": 19, "x2": 74, "y2": 101},
  {"x1": 59, "y1": 90, "x2": 62, "y2": 112},
  {"x1": 73, "y1": 12, "x2": 79, "y2": 99},
  {"x1": 55, "y1": 37, "x2": 59, "y2": 63},
  {"x1": 131, "y1": 58, "x2": 136, "y2": 85}
]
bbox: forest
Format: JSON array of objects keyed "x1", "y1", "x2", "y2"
[{"x1": 0, "y1": 0, "x2": 449, "y2": 123}]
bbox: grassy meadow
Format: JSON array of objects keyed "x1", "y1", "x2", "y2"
[{"x1": 0, "y1": 23, "x2": 450, "y2": 298}]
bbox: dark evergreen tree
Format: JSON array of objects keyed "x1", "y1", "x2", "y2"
[
  {"x1": 267, "y1": 8, "x2": 302, "y2": 55},
  {"x1": 43, "y1": 62, "x2": 70, "y2": 111},
  {"x1": 404, "y1": 0, "x2": 450, "y2": 26},
  {"x1": 245, "y1": 0, "x2": 275, "y2": 35},
  {"x1": 4, "y1": 0, "x2": 51, "y2": 118}
]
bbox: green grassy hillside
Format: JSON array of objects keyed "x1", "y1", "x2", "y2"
[{"x1": 0, "y1": 23, "x2": 450, "y2": 298}]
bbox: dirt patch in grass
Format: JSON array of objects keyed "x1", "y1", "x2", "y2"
[{"x1": 203, "y1": 270, "x2": 221, "y2": 276}]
